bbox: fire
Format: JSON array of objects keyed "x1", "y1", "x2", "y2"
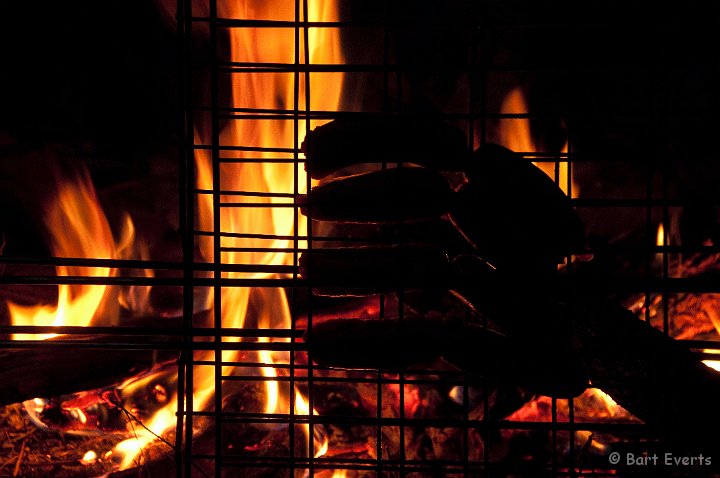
[
  {"x1": 80, "y1": 450, "x2": 98, "y2": 466},
  {"x1": 495, "y1": 87, "x2": 577, "y2": 197},
  {"x1": 702, "y1": 349, "x2": 720, "y2": 372},
  {"x1": 114, "y1": 0, "x2": 342, "y2": 467},
  {"x1": 657, "y1": 222, "x2": 665, "y2": 247},
  {"x1": 8, "y1": 167, "x2": 134, "y2": 340},
  {"x1": 116, "y1": 214, "x2": 154, "y2": 314}
]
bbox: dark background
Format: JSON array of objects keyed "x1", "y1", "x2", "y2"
[
  {"x1": 0, "y1": 0, "x2": 719, "y2": 252},
  {"x1": 0, "y1": 0, "x2": 177, "y2": 184}
]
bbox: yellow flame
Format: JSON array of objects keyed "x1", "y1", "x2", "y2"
[
  {"x1": 656, "y1": 222, "x2": 665, "y2": 247},
  {"x1": 587, "y1": 388, "x2": 620, "y2": 416},
  {"x1": 114, "y1": 406, "x2": 176, "y2": 470},
  {"x1": 80, "y1": 450, "x2": 98, "y2": 466},
  {"x1": 496, "y1": 87, "x2": 577, "y2": 197},
  {"x1": 294, "y1": 390, "x2": 329, "y2": 458},
  {"x1": 702, "y1": 349, "x2": 720, "y2": 372},
  {"x1": 8, "y1": 168, "x2": 133, "y2": 340},
  {"x1": 331, "y1": 470, "x2": 348, "y2": 478},
  {"x1": 117, "y1": 213, "x2": 154, "y2": 315},
  {"x1": 704, "y1": 360, "x2": 720, "y2": 372},
  {"x1": 115, "y1": 0, "x2": 342, "y2": 467}
]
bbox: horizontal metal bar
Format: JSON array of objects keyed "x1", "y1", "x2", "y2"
[
  {"x1": 0, "y1": 256, "x2": 295, "y2": 274},
  {"x1": 2, "y1": 275, "x2": 720, "y2": 294},
  {"x1": 191, "y1": 16, "x2": 697, "y2": 31},
  {"x1": 194, "y1": 144, "x2": 296, "y2": 153},
  {"x1": 570, "y1": 198, "x2": 720, "y2": 208},
  {"x1": 219, "y1": 202, "x2": 295, "y2": 208},
  {"x1": 195, "y1": 188, "x2": 296, "y2": 198},
  {"x1": 0, "y1": 325, "x2": 303, "y2": 338},
  {"x1": 209, "y1": 413, "x2": 658, "y2": 434},
  {"x1": 0, "y1": 339, "x2": 308, "y2": 352},
  {"x1": 195, "y1": 105, "x2": 720, "y2": 123},
  {"x1": 218, "y1": 247, "x2": 301, "y2": 253},
  {"x1": 209, "y1": 61, "x2": 682, "y2": 77},
  {"x1": 0, "y1": 276, "x2": 302, "y2": 287}
]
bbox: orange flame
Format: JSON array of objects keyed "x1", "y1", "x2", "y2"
[
  {"x1": 117, "y1": 214, "x2": 154, "y2": 315},
  {"x1": 496, "y1": 87, "x2": 577, "y2": 197},
  {"x1": 114, "y1": 0, "x2": 342, "y2": 467},
  {"x1": 656, "y1": 222, "x2": 665, "y2": 247},
  {"x1": 8, "y1": 167, "x2": 133, "y2": 340}
]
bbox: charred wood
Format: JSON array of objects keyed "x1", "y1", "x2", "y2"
[{"x1": 0, "y1": 314, "x2": 196, "y2": 406}]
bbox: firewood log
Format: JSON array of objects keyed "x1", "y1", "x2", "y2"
[
  {"x1": 568, "y1": 298, "x2": 720, "y2": 442},
  {"x1": 0, "y1": 334, "x2": 180, "y2": 406},
  {"x1": 0, "y1": 314, "x2": 198, "y2": 406},
  {"x1": 451, "y1": 257, "x2": 720, "y2": 442},
  {"x1": 302, "y1": 116, "x2": 470, "y2": 179},
  {"x1": 306, "y1": 303, "x2": 720, "y2": 446}
]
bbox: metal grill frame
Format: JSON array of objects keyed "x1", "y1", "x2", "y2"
[{"x1": 0, "y1": 1, "x2": 718, "y2": 477}]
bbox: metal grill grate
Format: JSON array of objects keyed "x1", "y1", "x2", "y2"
[{"x1": 1, "y1": 1, "x2": 719, "y2": 477}]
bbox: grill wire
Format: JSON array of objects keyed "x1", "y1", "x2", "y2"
[{"x1": 0, "y1": 1, "x2": 718, "y2": 477}]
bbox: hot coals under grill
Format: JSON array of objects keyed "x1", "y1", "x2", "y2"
[{"x1": 1, "y1": 1, "x2": 720, "y2": 477}]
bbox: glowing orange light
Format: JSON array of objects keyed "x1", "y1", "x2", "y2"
[
  {"x1": 115, "y1": 0, "x2": 343, "y2": 467},
  {"x1": 496, "y1": 87, "x2": 577, "y2": 197},
  {"x1": 657, "y1": 222, "x2": 666, "y2": 247},
  {"x1": 8, "y1": 167, "x2": 133, "y2": 340},
  {"x1": 80, "y1": 450, "x2": 98, "y2": 466}
]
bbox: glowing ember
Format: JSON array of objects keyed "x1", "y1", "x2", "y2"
[{"x1": 80, "y1": 450, "x2": 98, "y2": 466}]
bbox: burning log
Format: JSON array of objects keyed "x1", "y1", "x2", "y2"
[
  {"x1": 568, "y1": 299, "x2": 720, "y2": 442},
  {"x1": 451, "y1": 256, "x2": 720, "y2": 441},
  {"x1": 0, "y1": 334, "x2": 179, "y2": 407},
  {"x1": 301, "y1": 116, "x2": 470, "y2": 179},
  {"x1": 306, "y1": 304, "x2": 720, "y2": 446},
  {"x1": 0, "y1": 314, "x2": 195, "y2": 406}
]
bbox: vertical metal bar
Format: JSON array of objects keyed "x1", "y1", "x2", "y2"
[
  {"x1": 551, "y1": 397, "x2": 558, "y2": 474},
  {"x1": 476, "y1": 5, "x2": 492, "y2": 473},
  {"x1": 302, "y1": 1, "x2": 315, "y2": 476},
  {"x1": 382, "y1": 0, "x2": 390, "y2": 113},
  {"x1": 645, "y1": 160, "x2": 654, "y2": 324},
  {"x1": 208, "y1": 0, "x2": 223, "y2": 476},
  {"x1": 658, "y1": 22, "x2": 670, "y2": 338},
  {"x1": 290, "y1": 0, "x2": 301, "y2": 474},
  {"x1": 567, "y1": 398, "x2": 576, "y2": 477},
  {"x1": 177, "y1": 0, "x2": 194, "y2": 475}
]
